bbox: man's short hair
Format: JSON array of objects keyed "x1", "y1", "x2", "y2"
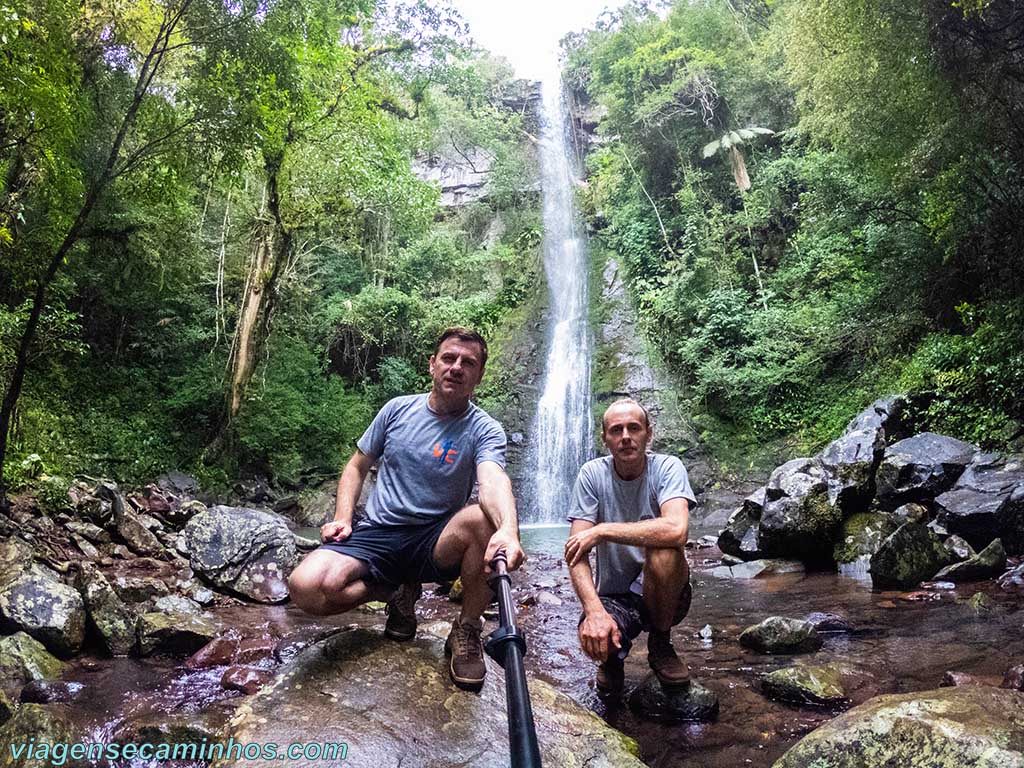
[
  {"x1": 434, "y1": 326, "x2": 488, "y2": 367},
  {"x1": 601, "y1": 397, "x2": 652, "y2": 433}
]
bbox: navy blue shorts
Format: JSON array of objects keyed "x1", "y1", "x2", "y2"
[
  {"x1": 580, "y1": 583, "x2": 693, "y2": 661},
  {"x1": 318, "y1": 517, "x2": 461, "y2": 587}
]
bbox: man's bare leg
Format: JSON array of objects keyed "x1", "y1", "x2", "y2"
[
  {"x1": 288, "y1": 550, "x2": 393, "y2": 616},
  {"x1": 433, "y1": 503, "x2": 497, "y2": 622},
  {"x1": 432, "y1": 503, "x2": 496, "y2": 689},
  {"x1": 642, "y1": 546, "x2": 691, "y2": 687},
  {"x1": 642, "y1": 546, "x2": 690, "y2": 631}
]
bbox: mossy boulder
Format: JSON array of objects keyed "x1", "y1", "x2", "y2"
[
  {"x1": 869, "y1": 523, "x2": 954, "y2": 589},
  {"x1": 0, "y1": 633, "x2": 66, "y2": 700},
  {"x1": 759, "y1": 459, "x2": 843, "y2": 563},
  {"x1": 626, "y1": 675, "x2": 719, "y2": 723},
  {"x1": 0, "y1": 704, "x2": 81, "y2": 768},
  {"x1": 740, "y1": 617, "x2": 823, "y2": 655},
  {"x1": 184, "y1": 506, "x2": 299, "y2": 603},
  {"x1": 75, "y1": 563, "x2": 137, "y2": 656},
  {"x1": 833, "y1": 513, "x2": 897, "y2": 565},
  {"x1": 934, "y1": 539, "x2": 1007, "y2": 583},
  {"x1": 137, "y1": 612, "x2": 220, "y2": 656},
  {"x1": 772, "y1": 686, "x2": 1024, "y2": 768},
  {"x1": 762, "y1": 665, "x2": 849, "y2": 708}
]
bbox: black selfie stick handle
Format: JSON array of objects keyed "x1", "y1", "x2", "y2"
[{"x1": 485, "y1": 550, "x2": 542, "y2": 768}]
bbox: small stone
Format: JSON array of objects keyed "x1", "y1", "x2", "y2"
[
  {"x1": 963, "y1": 592, "x2": 994, "y2": 614},
  {"x1": 1001, "y1": 664, "x2": 1024, "y2": 691},
  {"x1": 448, "y1": 577, "x2": 464, "y2": 603},
  {"x1": 941, "y1": 671, "x2": 988, "y2": 687},
  {"x1": 944, "y1": 535, "x2": 976, "y2": 561},
  {"x1": 221, "y1": 665, "x2": 273, "y2": 695},
  {"x1": 535, "y1": 591, "x2": 562, "y2": 606},
  {"x1": 186, "y1": 630, "x2": 242, "y2": 670},
  {"x1": 153, "y1": 595, "x2": 204, "y2": 616},
  {"x1": 698, "y1": 624, "x2": 714, "y2": 640},
  {"x1": 805, "y1": 612, "x2": 854, "y2": 633},
  {"x1": 19, "y1": 680, "x2": 86, "y2": 704}
]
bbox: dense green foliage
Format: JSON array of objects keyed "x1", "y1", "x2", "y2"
[
  {"x1": 1, "y1": 0, "x2": 540, "y2": 494},
  {"x1": 567, "y1": 0, "x2": 1023, "y2": 456}
]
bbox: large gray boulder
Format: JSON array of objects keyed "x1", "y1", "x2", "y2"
[
  {"x1": 718, "y1": 487, "x2": 765, "y2": 560},
  {"x1": 875, "y1": 433, "x2": 977, "y2": 507},
  {"x1": 935, "y1": 453, "x2": 1024, "y2": 554},
  {"x1": 184, "y1": 506, "x2": 299, "y2": 603},
  {"x1": 869, "y1": 523, "x2": 954, "y2": 589},
  {"x1": 758, "y1": 459, "x2": 842, "y2": 562},
  {"x1": 0, "y1": 567, "x2": 86, "y2": 657},
  {"x1": 213, "y1": 626, "x2": 645, "y2": 768},
  {"x1": 75, "y1": 563, "x2": 137, "y2": 656},
  {"x1": 933, "y1": 539, "x2": 1007, "y2": 583},
  {"x1": 772, "y1": 686, "x2": 1024, "y2": 768},
  {"x1": 843, "y1": 395, "x2": 907, "y2": 439},
  {"x1": 819, "y1": 428, "x2": 884, "y2": 514}
]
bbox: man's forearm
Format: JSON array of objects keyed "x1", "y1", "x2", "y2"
[
  {"x1": 569, "y1": 559, "x2": 606, "y2": 617},
  {"x1": 334, "y1": 460, "x2": 365, "y2": 524},
  {"x1": 594, "y1": 517, "x2": 688, "y2": 549},
  {"x1": 478, "y1": 472, "x2": 518, "y2": 532}
]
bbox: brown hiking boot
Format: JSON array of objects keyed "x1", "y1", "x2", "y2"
[
  {"x1": 596, "y1": 657, "x2": 625, "y2": 694},
  {"x1": 648, "y1": 630, "x2": 690, "y2": 689},
  {"x1": 384, "y1": 583, "x2": 421, "y2": 641},
  {"x1": 444, "y1": 618, "x2": 486, "y2": 690}
]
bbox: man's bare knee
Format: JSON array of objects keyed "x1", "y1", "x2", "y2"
[
  {"x1": 644, "y1": 546, "x2": 688, "y2": 576},
  {"x1": 288, "y1": 552, "x2": 362, "y2": 615}
]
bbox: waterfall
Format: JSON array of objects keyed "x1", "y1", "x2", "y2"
[{"x1": 526, "y1": 65, "x2": 592, "y2": 523}]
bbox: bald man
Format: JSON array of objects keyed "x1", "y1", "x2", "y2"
[{"x1": 565, "y1": 398, "x2": 696, "y2": 693}]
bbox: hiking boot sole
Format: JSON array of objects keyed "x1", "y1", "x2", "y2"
[{"x1": 383, "y1": 625, "x2": 416, "y2": 641}]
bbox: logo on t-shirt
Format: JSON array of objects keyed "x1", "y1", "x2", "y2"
[{"x1": 433, "y1": 439, "x2": 459, "y2": 465}]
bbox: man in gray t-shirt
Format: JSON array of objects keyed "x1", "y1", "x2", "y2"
[
  {"x1": 288, "y1": 327, "x2": 525, "y2": 692},
  {"x1": 566, "y1": 398, "x2": 696, "y2": 693}
]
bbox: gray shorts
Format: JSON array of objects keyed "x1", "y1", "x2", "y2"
[{"x1": 581, "y1": 582, "x2": 693, "y2": 661}]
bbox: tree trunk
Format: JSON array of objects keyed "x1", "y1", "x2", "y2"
[{"x1": 223, "y1": 166, "x2": 290, "y2": 425}]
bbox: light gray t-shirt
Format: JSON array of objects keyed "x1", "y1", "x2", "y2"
[
  {"x1": 357, "y1": 394, "x2": 506, "y2": 526},
  {"x1": 568, "y1": 453, "x2": 696, "y2": 596}
]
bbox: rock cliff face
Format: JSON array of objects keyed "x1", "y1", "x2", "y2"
[
  {"x1": 412, "y1": 80, "x2": 541, "y2": 209},
  {"x1": 592, "y1": 251, "x2": 712, "y2": 492}
]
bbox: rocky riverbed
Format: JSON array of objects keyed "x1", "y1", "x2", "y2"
[{"x1": 2, "y1": 495, "x2": 1023, "y2": 767}]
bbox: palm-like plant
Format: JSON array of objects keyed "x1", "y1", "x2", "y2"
[{"x1": 702, "y1": 126, "x2": 774, "y2": 191}]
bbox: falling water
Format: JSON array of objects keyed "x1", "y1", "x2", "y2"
[{"x1": 527, "y1": 64, "x2": 592, "y2": 523}]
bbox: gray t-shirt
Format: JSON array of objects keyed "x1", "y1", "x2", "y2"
[
  {"x1": 357, "y1": 394, "x2": 506, "y2": 526},
  {"x1": 568, "y1": 453, "x2": 696, "y2": 596}
]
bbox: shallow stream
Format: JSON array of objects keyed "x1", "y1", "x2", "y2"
[{"x1": 51, "y1": 508, "x2": 1024, "y2": 767}]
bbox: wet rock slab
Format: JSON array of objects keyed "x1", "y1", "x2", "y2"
[
  {"x1": 626, "y1": 675, "x2": 719, "y2": 723},
  {"x1": 215, "y1": 626, "x2": 645, "y2": 768},
  {"x1": 711, "y1": 559, "x2": 805, "y2": 579},
  {"x1": 772, "y1": 686, "x2": 1024, "y2": 768}
]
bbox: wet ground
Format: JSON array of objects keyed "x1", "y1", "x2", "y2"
[{"x1": 52, "y1": 508, "x2": 1024, "y2": 768}]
